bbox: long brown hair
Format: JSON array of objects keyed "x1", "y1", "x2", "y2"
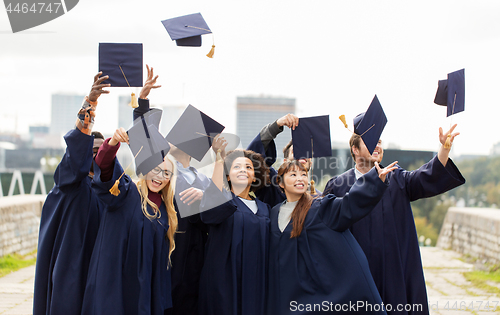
[
  {"x1": 136, "y1": 156, "x2": 178, "y2": 266},
  {"x1": 277, "y1": 160, "x2": 313, "y2": 238}
]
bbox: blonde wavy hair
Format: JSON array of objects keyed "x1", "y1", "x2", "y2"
[{"x1": 135, "y1": 156, "x2": 178, "y2": 265}]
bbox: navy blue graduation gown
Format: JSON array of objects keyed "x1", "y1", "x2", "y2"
[
  {"x1": 168, "y1": 168, "x2": 210, "y2": 315},
  {"x1": 268, "y1": 168, "x2": 388, "y2": 315},
  {"x1": 323, "y1": 156, "x2": 465, "y2": 315},
  {"x1": 199, "y1": 182, "x2": 271, "y2": 315},
  {"x1": 82, "y1": 159, "x2": 172, "y2": 315},
  {"x1": 33, "y1": 129, "x2": 102, "y2": 315}
]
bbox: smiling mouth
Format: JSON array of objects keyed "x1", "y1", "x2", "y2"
[
  {"x1": 295, "y1": 183, "x2": 305, "y2": 188},
  {"x1": 298, "y1": 159, "x2": 307, "y2": 164},
  {"x1": 152, "y1": 179, "x2": 163, "y2": 186}
]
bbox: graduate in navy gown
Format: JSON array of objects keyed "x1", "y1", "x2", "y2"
[
  {"x1": 199, "y1": 137, "x2": 271, "y2": 315},
  {"x1": 247, "y1": 114, "x2": 319, "y2": 207},
  {"x1": 132, "y1": 65, "x2": 209, "y2": 315},
  {"x1": 268, "y1": 159, "x2": 397, "y2": 315},
  {"x1": 33, "y1": 72, "x2": 109, "y2": 315},
  {"x1": 81, "y1": 75, "x2": 178, "y2": 315},
  {"x1": 323, "y1": 125, "x2": 465, "y2": 315}
]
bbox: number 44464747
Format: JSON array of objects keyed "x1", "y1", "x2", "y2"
[{"x1": 5, "y1": 3, "x2": 62, "y2": 14}]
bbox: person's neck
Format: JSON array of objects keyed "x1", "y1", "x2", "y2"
[
  {"x1": 285, "y1": 193, "x2": 302, "y2": 203},
  {"x1": 355, "y1": 161, "x2": 374, "y2": 174},
  {"x1": 172, "y1": 151, "x2": 190, "y2": 168},
  {"x1": 233, "y1": 186, "x2": 252, "y2": 200}
]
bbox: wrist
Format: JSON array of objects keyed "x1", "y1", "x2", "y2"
[{"x1": 85, "y1": 96, "x2": 98, "y2": 107}]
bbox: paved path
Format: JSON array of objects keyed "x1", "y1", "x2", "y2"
[
  {"x1": 0, "y1": 265, "x2": 35, "y2": 315},
  {"x1": 423, "y1": 247, "x2": 500, "y2": 314},
  {"x1": 0, "y1": 247, "x2": 499, "y2": 314}
]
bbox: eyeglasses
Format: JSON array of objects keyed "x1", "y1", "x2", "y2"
[{"x1": 151, "y1": 167, "x2": 173, "y2": 179}]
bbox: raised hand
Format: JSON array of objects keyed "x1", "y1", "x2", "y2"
[
  {"x1": 439, "y1": 124, "x2": 460, "y2": 149},
  {"x1": 212, "y1": 134, "x2": 228, "y2": 160},
  {"x1": 277, "y1": 113, "x2": 299, "y2": 130},
  {"x1": 88, "y1": 72, "x2": 110, "y2": 103},
  {"x1": 375, "y1": 161, "x2": 398, "y2": 183},
  {"x1": 109, "y1": 127, "x2": 129, "y2": 146},
  {"x1": 139, "y1": 65, "x2": 161, "y2": 100}
]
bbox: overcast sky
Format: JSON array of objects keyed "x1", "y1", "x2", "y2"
[{"x1": 1, "y1": 0, "x2": 499, "y2": 157}]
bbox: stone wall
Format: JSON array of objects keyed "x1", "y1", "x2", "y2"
[
  {"x1": 437, "y1": 207, "x2": 500, "y2": 264},
  {"x1": 0, "y1": 195, "x2": 45, "y2": 257}
]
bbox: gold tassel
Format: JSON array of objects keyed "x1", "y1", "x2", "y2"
[
  {"x1": 108, "y1": 146, "x2": 143, "y2": 196},
  {"x1": 444, "y1": 134, "x2": 452, "y2": 149},
  {"x1": 310, "y1": 180, "x2": 316, "y2": 195},
  {"x1": 206, "y1": 45, "x2": 215, "y2": 58},
  {"x1": 339, "y1": 115, "x2": 348, "y2": 128},
  {"x1": 109, "y1": 180, "x2": 121, "y2": 196},
  {"x1": 129, "y1": 93, "x2": 139, "y2": 108}
]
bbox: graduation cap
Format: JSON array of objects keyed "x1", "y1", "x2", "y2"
[
  {"x1": 351, "y1": 95, "x2": 387, "y2": 155},
  {"x1": 98, "y1": 43, "x2": 143, "y2": 108},
  {"x1": 129, "y1": 110, "x2": 171, "y2": 177},
  {"x1": 161, "y1": 13, "x2": 215, "y2": 58},
  {"x1": 109, "y1": 111, "x2": 170, "y2": 196},
  {"x1": 291, "y1": 115, "x2": 332, "y2": 194},
  {"x1": 434, "y1": 68, "x2": 465, "y2": 117},
  {"x1": 434, "y1": 68, "x2": 465, "y2": 149},
  {"x1": 166, "y1": 105, "x2": 225, "y2": 162},
  {"x1": 291, "y1": 115, "x2": 332, "y2": 160}
]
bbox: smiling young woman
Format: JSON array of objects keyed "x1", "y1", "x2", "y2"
[
  {"x1": 198, "y1": 138, "x2": 271, "y2": 315},
  {"x1": 267, "y1": 159, "x2": 398, "y2": 315}
]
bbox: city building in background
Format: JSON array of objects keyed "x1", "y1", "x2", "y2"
[
  {"x1": 50, "y1": 94, "x2": 85, "y2": 136},
  {"x1": 236, "y1": 95, "x2": 296, "y2": 159}
]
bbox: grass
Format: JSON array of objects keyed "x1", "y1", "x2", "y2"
[
  {"x1": 0, "y1": 253, "x2": 36, "y2": 278},
  {"x1": 463, "y1": 270, "x2": 500, "y2": 296}
]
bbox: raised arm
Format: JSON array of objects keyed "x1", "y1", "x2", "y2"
[
  {"x1": 54, "y1": 72, "x2": 110, "y2": 187},
  {"x1": 319, "y1": 162, "x2": 397, "y2": 232},
  {"x1": 133, "y1": 65, "x2": 161, "y2": 120},
  {"x1": 438, "y1": 124, "x2": 460, "y2": 167},
  {"x1": 247, "y1": 113, "x2": 298, "y2": 164}
]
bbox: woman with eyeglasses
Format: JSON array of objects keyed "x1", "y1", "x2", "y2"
[{"x1": 81, "y1": 71, "x2": 178, "y2": 315}]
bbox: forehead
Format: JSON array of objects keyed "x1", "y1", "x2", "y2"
[
  {"x1": 231, "y1": 157, "x2": 252, "y2": 166},
  {"x1": 158, "y1": 158, "x2": 173, "y2": 171},
  {"x1": 286, "y1": 165, "x2": 306, "y2": 174}
]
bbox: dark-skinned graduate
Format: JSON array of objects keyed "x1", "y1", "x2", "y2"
[{"x1": 33, "y1": 72, "x2": 109, "y2": 315}]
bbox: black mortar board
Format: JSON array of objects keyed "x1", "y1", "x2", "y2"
[
  {"x1": 98, "y1": 43, "x2": 143, "y2": 87},
  {"x1": 166, "y1": 104, "x2": 225, "y2": 162},
  {"x1": 161, "y1": 13, "x2": 212, "y2": 47},
  {"x1": 434, "y1": 68, "x2": 465, "y2": 117},
  {"x1": 128, "y1": 110, "x2": 170, "y2": 176},
  {"x1": 353, "y1": 95, "x2": 387, "y2": 155},
  {"x1": 291, "y1": 115, "x2": 332, "y2": 160}
]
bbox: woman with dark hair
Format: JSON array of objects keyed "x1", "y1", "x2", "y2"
[
  {"x1": 268, "y1": 160, "x2": 397, "y2": 315},
  {"x1": 198, "y1": 136, "x2": 271, "y2": 315}
]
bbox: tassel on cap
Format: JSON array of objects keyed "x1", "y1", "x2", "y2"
[
  {"x1": 108, "y1": 146, "x2": 143, "y2": 196},
  {"x1": 109, "y1": 180, "x2": 121, "y2": 196},
  {"x1": 339, "y1": 115, "x2": 348, "y2": 129},
  {"x1": 206, "y1": 45, "x2": 215, "y2": 58},
  {"x1": 129, "y1": 93, "x2": 139, "y2": 108},
  {"x1": 310, "y1": 180, "x2": 316, "y2": 195}
]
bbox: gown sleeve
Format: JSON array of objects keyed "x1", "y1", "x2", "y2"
[
  {"x1": 398, "y1": 155, "x2": 465, "y2": 201},
  {"x1": 53, "y1": 129, "x2": 94, "y2": 188},
  {"x1": 318, "y1": 167, "x2": 388, "y2": 232},
  {"x1": 199, "y1": 181, "x2": 238, "y2": 225}
]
